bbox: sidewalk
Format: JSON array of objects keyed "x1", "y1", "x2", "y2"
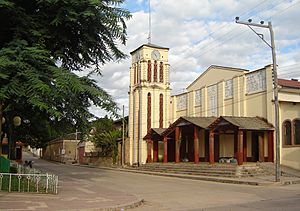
[
  {"x1": 0, "y1": 191, "x2": 143, "y2": 211},
  {"x1": 0, "y1": 152, "x2": 144, "y2": 211}
]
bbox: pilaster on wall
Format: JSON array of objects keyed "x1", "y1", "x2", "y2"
[
  {"x1": 203, "y1": 86, "x2": 208, "y2": 117},
  {"x1": 133, "y1": 90, "x2": 139, "y2": 164},
  {"x1": 233, "y1": 76, "x2": 241, "y2": 116},
  {"x1": 240, "y1": 75, "x2": 246, "y2": 116},
  {"x1": 139, "y1": 88, "x2": 147, "y2": 164},
  {"x1": 164, "y1": 89, "x2": 171, "y2": 128},
  {"x1": 128, "y1": 89, "x2": 134, "y2": 165},
  {"x1": 218, "y1": 81, "x2": 225, "y2": 116}
]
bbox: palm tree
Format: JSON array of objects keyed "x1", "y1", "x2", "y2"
[{"x1": 95, "y1": 130, "x2": 121, "y2": 164}]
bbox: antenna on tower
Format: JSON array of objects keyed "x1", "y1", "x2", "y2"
[{"x1": 147, "y1": 0, "x2": 151, "y2": 44}]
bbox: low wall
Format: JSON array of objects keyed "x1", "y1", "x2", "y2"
[{"x1": 83, "y1": 156, "x2": 113, "y2": 167}]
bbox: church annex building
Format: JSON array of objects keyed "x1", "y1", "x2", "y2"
[{"x1": 128, "y1": 43, "x2": 300, "y2": 170}]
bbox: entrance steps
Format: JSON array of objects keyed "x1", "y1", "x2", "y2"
[{"x1": 132, "y1": 162, "x2": 272, "y2": 178}]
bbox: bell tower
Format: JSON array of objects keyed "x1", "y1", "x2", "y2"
[{"x1": 128, "y1": 44, "x2": 170, "y2": 165}]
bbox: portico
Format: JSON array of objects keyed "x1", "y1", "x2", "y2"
[{"x1": 144, "y1": 116, "x2": 274, "y2": 165}]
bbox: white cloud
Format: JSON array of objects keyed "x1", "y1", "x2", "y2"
[{"x1": 89, "y1": 0, "x2": 300, "y2": 117}]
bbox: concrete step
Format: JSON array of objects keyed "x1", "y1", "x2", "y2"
[{"x1": 133, "y1": 163, "x2": 272, "y2": 178}]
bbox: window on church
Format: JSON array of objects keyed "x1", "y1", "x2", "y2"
[
  {"x1": 294, "y1": 119, "x2": 300, "y2": 145},
  {"x1": 282, "y1": 120, "x2": 292, "y2": 146},
  {"x1": 147, "y1": 93, "x2": 151, "y2": 131},
  {"x1": 159, "y1": 62, "x2": 163, "y2": 83},
  {"x1": 159, "y1": 94, "x2": 163, "y2": 128},
  {"x1": 154, "y1": 61, "x2": 158, "y2": 82},
  {"x1": 147, "y1": 60, "x2": 151, "y2": 82}
]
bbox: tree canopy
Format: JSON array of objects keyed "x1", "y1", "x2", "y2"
[{"x1": 0, "y1": 0, "x2": 131, "y2": 148}]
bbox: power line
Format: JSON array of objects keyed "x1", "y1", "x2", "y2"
[{"x1": 167, "y1": 0, "x2": 291, "y2": 72}]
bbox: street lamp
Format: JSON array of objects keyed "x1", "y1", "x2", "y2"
[
  {"x1": 235, "y1": 17, "x2": 280, "y2": 182},
  {"x1": 4, "y1": 115, "x2": 22, "y2": 160}
]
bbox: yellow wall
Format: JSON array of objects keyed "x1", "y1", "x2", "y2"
[
  {"x1": 279, "y1": 101, "x2": 300, "y2": 169},
  {"x1": 187, "y1": 66, "x2": 246, "y2": 92},
  {"x1": 199, "y1": 130, "x2": 205, "y2": 157},
  {"x1": 219, "y1": 134, "x2": 234, "y2": 157},
  {"x1": 245, "y1": 92, "x2": 267, "y2": 117},
  {"x1": 247, "y1": 131, "x2": 252, "y2": 157},
  {"x1": 282, "y1": 148, "x2": 300, "y2": 170}
]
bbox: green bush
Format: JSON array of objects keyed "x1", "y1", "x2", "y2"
[{"x1": 10, "y1": 166, "x2": 18, "y2": 173}]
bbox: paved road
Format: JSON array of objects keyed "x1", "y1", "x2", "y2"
[
  {"x1": 0, "y1": 153, "x2": 141, "y2": 211},
  {"x1": 1, "y1": 153, "x2": 300, "y2": 210}
]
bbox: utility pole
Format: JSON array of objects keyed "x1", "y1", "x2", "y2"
[
  {"x1": 235, "y1": 17, "x2": 280, "y2": 182},
  {"x1": 122, "y1": 105, "x2": 125, "y2": 167}
]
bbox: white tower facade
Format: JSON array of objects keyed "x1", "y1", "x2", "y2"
[{"x1": 128, "y1": 44, "x2": 170, "y2": 165}]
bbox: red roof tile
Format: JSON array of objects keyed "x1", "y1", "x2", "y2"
[{"x1": 278, "y1": 79, "x2": 300, "y2": 89}]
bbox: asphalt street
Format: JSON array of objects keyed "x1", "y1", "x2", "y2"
[{"x1": 1, "y1": 153, "x2": 300, "y2": 210}]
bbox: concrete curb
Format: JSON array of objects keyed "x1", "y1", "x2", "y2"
[
  {"x1": 76, "y1": 197, "x2": 144, "y2": 211},
  {"x1": 75, "y1": 164, "x2": 300, "y2": 187}
]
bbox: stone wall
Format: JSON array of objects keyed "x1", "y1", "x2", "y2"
[
  {"x1": 43, "y1": 140, "x2": 79, "y2": 163},
  {"x1": 83, "y1": 156, "x2": 113, "y2": 167}
]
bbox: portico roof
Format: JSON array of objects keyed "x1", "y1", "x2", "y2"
[
  {"x1": 161, "y1": 116, "x2": 217, "y2": 137},
  {"x1": 143, "y1": 128, "x2": 167, "y2": 140},
  {"x1": 208, "y1": 116, "x2": 274, "y2": 131}
]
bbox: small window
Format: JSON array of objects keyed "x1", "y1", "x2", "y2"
[
  {"x1": 294, "y1": 119, "x2": 300, "y2": 145},
  {"x1": 282, "y1": 120, "x2": 292, "y2": 145}
]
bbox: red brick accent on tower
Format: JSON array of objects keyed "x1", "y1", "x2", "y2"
[
  {"x1": 159, "y1": 94, "x2": 163, "y2": 128},
  {"x1": 154, "y1": 61, "x2": 157, "y2": 82},
  {"x1": 147, "y1": 60, "x2": 151, "y2": 82},
  {"x1": 159, "y1": 62, "x2": 164, "y2": 83},
  {"x1": 147, "y1": 93, "x2": 151, "y2": 131}
]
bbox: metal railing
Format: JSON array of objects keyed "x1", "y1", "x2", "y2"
[{"x1": 0, "y1": 172, "x2": 58, "y2": 194}]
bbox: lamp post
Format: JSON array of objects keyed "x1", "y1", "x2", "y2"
[
  {"x1": 7, "y1": 115, "x2": 22, "y2": 160},
  {"x1": 235, "y1": 17, "x2": 280, "y2": 182}
]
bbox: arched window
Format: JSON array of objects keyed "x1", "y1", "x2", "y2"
[
  {"x1": 282, "y1": 120, "x2": 292, "y2": 145},
  {"x1": 159, "y1": 62, "x2": 164, "y2": 83},
  {"x1": 153, "y1": 61, "x2": 157, "y2": 82},
  {"x1": 159, "y1": 94, "x2": 163, "y2": 128},
  {"x1": 293, "y1": 119, "x2": 300, "y2": 145},
  {"x1": 147, "y1": 93, "x2": 151, "y2": 131},
  {"x1": 147, "y1": 60, "x2": 151, "y2": 82}
]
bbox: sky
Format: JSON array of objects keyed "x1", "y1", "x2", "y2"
[{"x1": 88, "y1": 0, "x2": 300, "y2": 118}]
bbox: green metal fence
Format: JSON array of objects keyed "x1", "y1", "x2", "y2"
[{"x1": 0, "y1": 156, "x2": 10, "y2": 173}]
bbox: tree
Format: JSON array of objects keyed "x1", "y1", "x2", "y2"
[
  {"x1": 0, "y1": 0, "x2": 131, "y2": 147},
  {"x1": 93, "y1": 130, "x2": 121, "y2": 164}
]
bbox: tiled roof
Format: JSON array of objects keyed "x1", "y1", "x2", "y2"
[
  {"x1": 152, "y1": 128, "x2": 166, "y2": 135},
  {"x1": 161, "y1": 116, "x2": 217, "y2": 137},
  {"x1": 278, "y1": 79, "x2": 300, "y2": 89},
  {"x1": 143, "y1": 128, "x2": 167, "y2": 140},
  {"x1": 209, "y1": 116, "x2": 274, "y2": 131},
  {"x1": 181, "y1": 117, "x2": 217, "y2": 129}
]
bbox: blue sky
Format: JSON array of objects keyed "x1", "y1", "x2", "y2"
[{"x1": 90, "y1": 0, "x2": 300, "y2": 117}]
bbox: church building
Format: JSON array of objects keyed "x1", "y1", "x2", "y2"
[{"x1": 128, "y1": 44, "x2": 300, "y2": 170}]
